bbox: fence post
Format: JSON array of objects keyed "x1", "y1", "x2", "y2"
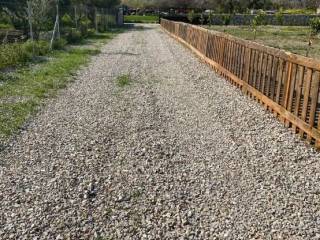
[
  {"x1": 242, "y1": 46, "x2": 251, "y2": 94},
  {"x1": 74, "y1": 5, "x2": 78, "y2": 29},
  {"x1": 27, "y1": 1, "x2": 35, "y2": 57},
  {"x1": 204, "y1": 29, "x2": 210, "y2": 57},
  {"x1": 94, "y1": 7, "x2": 98, "y2": 32},
  {"x1": 56, "y1": 1, "x2": 60, "y2": 39},
  {"x1": 50, "y1": 0, "x2": 60, "y2": 50}
]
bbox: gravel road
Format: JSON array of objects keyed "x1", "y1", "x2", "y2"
[{"x1": 1, "y1": 24, "x2": 320, "y2": 240}]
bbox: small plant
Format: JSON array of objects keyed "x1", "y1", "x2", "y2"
[
  {"x1": 62, "y1": 13, "x2": 74, "y2": 28},
  {"x1": 275, "y1": 9, "x2": 284, "y2": 26},
  {"x1": 116, "y1": 74, "x2": 130, "y2": 87},
  {"x1": 187, "y1": 10, "x2": 195, "y2": 24},
  {"x1": 199, "y1": 13, "x2": 205, "y2": 25},
  {"x1": 310, "y1": 17, "x2": 320, "y2": 35},
  {"x1": 222, "y1": 14, "x2": 232, "y2": 32},
  {"x1": 64, "y1": 28, "x2": 82, "y2": 43},
  {"x1": 53, "y1": 38, "x2": 67, "y2": 50},
  {"x1": 251, "y1": 10, "x2": 267, "y2": 40},
  {"x1": 208, "y1": 11, "x2": 213, "y2": 26}
]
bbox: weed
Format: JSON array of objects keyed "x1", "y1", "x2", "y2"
[{"x1": 116, "y1": 74, "x2": 130, "y2": 87}]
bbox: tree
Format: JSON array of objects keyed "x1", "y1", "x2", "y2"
[{"x1": 251, "y1": 9, "x2": 266, "y2": 40}]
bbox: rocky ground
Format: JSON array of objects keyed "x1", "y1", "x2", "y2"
[{"x1": 1, "y1": 24, "x2": 320, "y2": 239}]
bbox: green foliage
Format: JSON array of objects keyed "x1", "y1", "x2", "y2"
[
  {"x1": 199, "y1": 14, "x2": 205, "y2": 25},
  {"x1": 0, "y1": 23, "x2": 14, "y2": 30},
  {"x1": 252, "y1": 10, "x2": 267, "y2": 27},
  {"x1": 222, "y1": 14, "x2": 232, "y2": 26},
  {"x1": 0, "y1": 43, "x2": 30, "y2": 70},
  {"x1": 62, "y1": 14, "x2": 74, "y2": 28},
  {"x1": 275, "y1": 9, "x2": 284, "y2": 25},
  {"x1": 208, "y1": 11, "x2": 213, "y2": 26},
  {"x1": 0, "y1": 40, "x2": 51, "y2": 70},
  {"x1": 87, "y1": 28, "x2": 96, "y2": 37},
  {"x1": 187, "y1": 10, "x2": 195, "y2": 24},
  {"x1": 116, "y1": 74, "x2": 130, "y2": 87},
  {"x1": 310, "y1": 17, "x2": 320, "y2": 35},
  {"x1": 0, "y1": 12, "x2": 13, "y2": 29},
  {"x1": 53, "y1": 38, "x2": 67, "y2": 49},
  {"x1": 251, "y1": 10, "x2": 267, "y2": 40},
  {"x1": 79, "y1": 17, "x2": 92, "y2": 37},
  {"x1": 64, "y1": 27, "x2": 83, "y2": 43},
  {"x1": 0, "y1": 47, "x2": 99, "y2": 138}
]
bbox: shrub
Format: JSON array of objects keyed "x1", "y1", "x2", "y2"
[
  {"x1": 275, "y1": 9, "x2": 284, "y2": 25},
  {"x1": 79, "y1": 17, "x2": 91, "y2": 37},
  {"x1": 87, "y1": 28, "x2": 96, "y2": 37},
  {"x1": 187, "y1": 10, "x2": 196, "y2": 23},
  {"x1": 199, "y1": 14, "x2": 205, "y2": 25},
  {"x1": 62, "y1": 13, "x2": 74, "y2": 28},
  {"x1": 23, "y1": 40, "x2": 49, "y2": 56},
  {"x1": 251, "y1": 10, "x2": 267, "y2": 40},
  {"x1": 252, "y1": 10, "x2": 267, "y2": 26},
  {"x1": 208, "y1": 11, "x2": 213, "y2": 26},
  {"x1": 0, "y1": 23, "x2": 14, "y2": 30},
  {"x1": 64, "y1": 28, "x2": 82, "y2": 43},
  {"x1": 53, "y1": 38, "x2": 67, "y2": 49},
  {"x1": 0, "y1": 43, "x2": 30, "y2": 69},
  {"x1": 222, "y1": 14, "x2": 232, "y2": 26},
  {"x1": 310, "y1": 17, "x2": 320, "y2": 35},
  {"x1": 0, "y1": 40, "x2": 51, "y2": 70}
]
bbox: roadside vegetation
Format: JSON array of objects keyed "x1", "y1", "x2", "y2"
[
  {"x1": 0, "y1": 29, "x2": 123, "y2": 141},
  {"x1": 0, "y1": 0, "x2": 124, "y2": 141}
]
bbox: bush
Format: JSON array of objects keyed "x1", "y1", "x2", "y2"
[
  {"x1": 0, "y1": 43, "x2": 30, "y2": 69},
  {"x1": 79, "y1": 17, "x2": 91, "y2": 37},
  {"x1": 222, "y1": 14, "x2": 232, "y2": 26},
  {"x1": 62, "y1": 14, "x2": 74, "y2": 28},
  {"x1": 0, "y1": 40, "x2": 51, "y2": 70},
  {"x1": 310, "y1": 17, "x2": 320, "y2": 35},
  {"x1": 275, "y1": 10, "x2": 284, "y2": 25},
  {"x1": 23, "y1": 40, "x2": 49, "y2": 56},
  {"x1": 53, "y1": 38, "x2": 67, "y2": 49},
  {"x1": 64, "y1": 27, "x2": 82, "y2": 43},
  {"x1": 87, "y1": 28, "x2": 96, "y2": 37},
  {"x1": 252, "y1": 10, "x2": 267, "y2": 27},
  {"x1": 187, "y1": 10, "x2": 196, "y2": 23},
  {"x1": 0, "y1": 23, "x2": 14, "y2": 30}
]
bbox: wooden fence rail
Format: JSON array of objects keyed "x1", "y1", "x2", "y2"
[{"x1": 161, "y1": 19, "x2": 320, "y2": 148}]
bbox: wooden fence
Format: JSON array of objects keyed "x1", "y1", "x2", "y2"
[{"x1": 161, "y1": 19, "x2": 320, "y2": 148}]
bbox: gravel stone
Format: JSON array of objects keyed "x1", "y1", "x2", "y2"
[{"x1": 1, "y1": 24, "x2": 320, "y2": 239}]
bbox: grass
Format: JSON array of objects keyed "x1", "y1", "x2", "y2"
[
  {"x1": 0, "y1": 29, "x2": 122, "y2": 140},
  {"x1": 116, "y1": 74, "x2": 130, "y2": 87},
  {"x1": 124, "y1": 15, "x2": 159, "y2": 23},
  {"x1": 206, "y1": 25, "x2": 320, "y2": 60}
]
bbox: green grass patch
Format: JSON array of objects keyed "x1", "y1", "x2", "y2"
[
  {"x1": 116, "y1": 74, "x2": 130, "y2": 87},
  {"x1": 124, "y1": 15, "x2": 159, "y2": 23},
  {"x1": 206, "y1": 25, "x2": 320, "y2": 60},
  {"x1": 0, "y1": 29, "x2": 122, "y2": 140},
  {"x1": 0, "y1": 23, "x2": 14, "y2": 29}
]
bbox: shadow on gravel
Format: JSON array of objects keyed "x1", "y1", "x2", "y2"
[
  {"x1": 102, "y1": 51, "x2": 140, "y2": 56},
  {"x1": 124, "y1": 24, "x2": 156, "y2": 32}
]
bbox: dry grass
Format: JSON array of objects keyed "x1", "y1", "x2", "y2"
[{"x1": 206, "y1": 25, "x2": 320, "y2": 60}]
